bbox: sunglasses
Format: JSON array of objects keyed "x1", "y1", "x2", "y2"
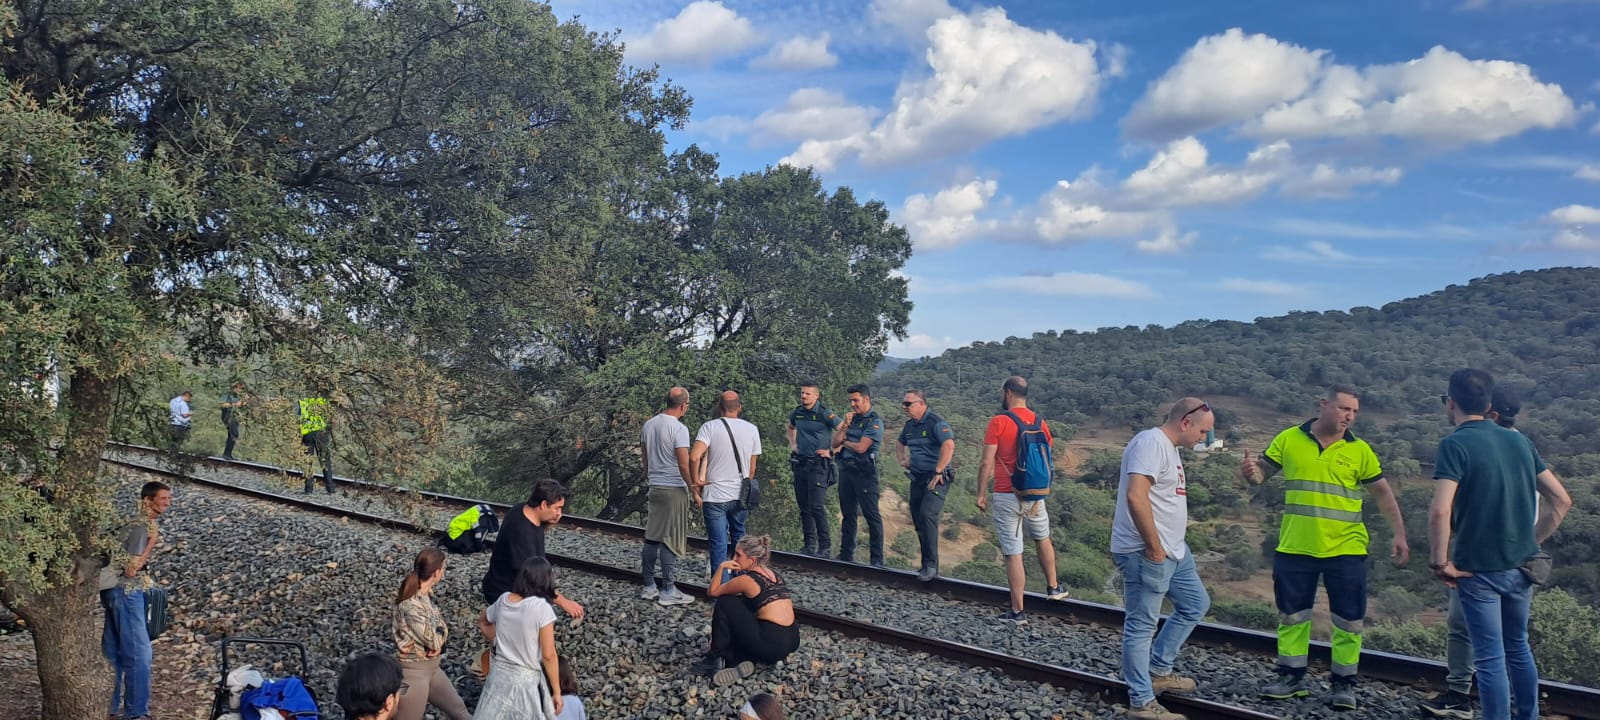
[
  {"x1": 902, "y1": 400, "x2": 920, "y2": 407},
  {"x1": 1181, "y1": 402, "x2": 1210, "y2": 420},
  {"x1": 1440, "y1": 394, "x2": 1449, "y2": 405},
  {"x1": 398, "y1": 682, "x2": 410, "y2": 696}
]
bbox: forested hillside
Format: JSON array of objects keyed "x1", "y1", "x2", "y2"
[{"x1": 874, "y1": 267, "x2": 1600, "y2": 683}]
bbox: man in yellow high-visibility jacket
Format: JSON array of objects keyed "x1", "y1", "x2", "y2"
[
  {"x1": 1241, "y1": 384, "x2": 1409, "y2": 712},
  {"x1": 299, "y1": 396, "x2": 334, "y2": 493}
]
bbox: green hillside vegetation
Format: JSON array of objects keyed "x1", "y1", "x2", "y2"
[{"x1": 876, "y1": 267, "x2": 1600, "y2": 685}]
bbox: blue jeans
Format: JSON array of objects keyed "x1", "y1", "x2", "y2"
[
  {"x1": 1455, "y1": 570, "x2": 1537, "y2": 720},
  {"x1": 102, "y1": 587, "x2": 152, "y2": 718},
  {"x1": 1115, "y1": 552, "x2": 1211, "y2": 706},
  {"x1": 703, "y1": 500, "x2": 747, "y2": 576}
]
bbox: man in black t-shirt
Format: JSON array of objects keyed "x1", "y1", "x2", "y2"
[{"x1": 481, "y1": 479, "x2": 585, "y2": 619}]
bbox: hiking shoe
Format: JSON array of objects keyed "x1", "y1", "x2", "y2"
[
  {"x1": 639, "y1": 584, "x2": 659, "y2": 601},
  {"x1": 1000, "y1": 609, "x2": 1028, "y2": 625},
  {"x1": 1126, "y1": 700, "x2": 1185, "y2": 720},
  {"x1": 657, "y1": 588, "x2": 694, "y2": 606},
  {"x1": 917, "y1": 566, "x2": 939, "y2": 582},
  {"x1": 1046, "y1": 584, "x2": 1070, "y2": 600},
  {"x1": 690, "y1": 655, "x2": 724, "y2": 677},
  {"x1": 713, "y1": 660, "x2": 756, "y2": 687},
  {"x1": 1328, "y1": 682, "x2": 1357, "y2": 711},
  {"x1": 1260, "y1": 673, "x2": 1310, "y2": 699},
  {"x1": 1418, "y1": 690, "x2": 1473, "y2": 719},
  {"x1": 1151, "y1": 673, "x2": 1197, "y2": 694}
]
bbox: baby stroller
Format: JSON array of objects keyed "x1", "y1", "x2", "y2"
[{"x1": 209, "y1": 637, "x2": 320, "y2": 719}]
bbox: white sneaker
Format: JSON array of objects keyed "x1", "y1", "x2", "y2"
[
  {"x1": 657, "y1": 587, "x2": 694, "y2": 606},
  {"x1": 639, "y1": 584, "x2": 659, "y2": 600}
]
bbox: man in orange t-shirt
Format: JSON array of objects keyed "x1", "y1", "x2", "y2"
[{"x1": 977, "y1": 375, "x2": 1068, "y2": 624}]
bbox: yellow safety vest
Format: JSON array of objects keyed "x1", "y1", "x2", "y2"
[{"x1": 298, "y1": 397, "x2": 328, "y2": 435}]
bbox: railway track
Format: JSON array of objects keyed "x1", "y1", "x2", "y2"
[{"x1": 104, "y1": 441, "x2": 1600, "y2": 719}]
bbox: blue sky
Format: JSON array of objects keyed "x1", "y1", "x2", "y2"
[{"x1": 550, "y1": 0, "x2": 1600, "y2": 357}]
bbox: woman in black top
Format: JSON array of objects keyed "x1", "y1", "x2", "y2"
[{"x1": 692, "y1": 535, "x2": 800, "y2": 686}]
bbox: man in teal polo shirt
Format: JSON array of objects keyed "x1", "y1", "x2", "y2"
[{"x1": 1430, "y1": 369, "x2": 1571, "y2": 720}]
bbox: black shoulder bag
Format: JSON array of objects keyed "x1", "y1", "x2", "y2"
[{"x1": 720, "y1": 418, "x2": 761, "y2": 510}]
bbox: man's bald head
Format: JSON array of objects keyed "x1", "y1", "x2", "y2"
[
  {"x1": 719, "y1": 390, "x2": 742, "y2": 416},
  {"x1": 1166, "y1": 397, "x2": 1208, "y2": 424},
  {"x1": 1002, "y1": 376, "x2": 1028, "y2": 397},
  {"x1": 666, "y1": 387, "x2": 689, "y2": 409}
]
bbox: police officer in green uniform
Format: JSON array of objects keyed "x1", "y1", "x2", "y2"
[
  {"x1": 299, "y1": 395, "x2": 335, "y2": 493},
  {"x1": 787, "y1": 381, "x2": 842, "y2": 558},
  {"x1": 896, "y1": 389, "x2": 955, "y2": 581},
  {"x1": 832, "y1": 383, "x2": 885, "y2": 566}
]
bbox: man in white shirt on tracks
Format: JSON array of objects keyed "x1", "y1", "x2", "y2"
[
  {"x1": 640, "y1": 386, "x2": 696, "y2": 606},
  {"x1": 1112, "y1": 398, "x2": 1215, "y2": 720},
  {"x1": 690, "y1": 390, "x2": 762, "y2": 579}
]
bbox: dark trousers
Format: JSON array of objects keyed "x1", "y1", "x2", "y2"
[
  {"x1": 168, "y1": 424, "x2": 189, "y2": 451},
  {"x1": 792, "y1": 457, "x2": 834, "y2": 554},
  {"x1": 301, "y1": 430, "x2": 334, "y2": 492},
  {"x1": 907, "y1": 470, "x2": 947, "y2": 570},
  {"x1": 709, "y1": 596, "x2": 800, "y2": 665},
  {"x1": 1273, "y1": 552, "x2": 1367, "y2": 680},
  {"x1": 838, "y1": 461, "x2": 883, "y2": 564},
  {"x1": 222, "y1": 418, "x2": 240, "y2": 458}
]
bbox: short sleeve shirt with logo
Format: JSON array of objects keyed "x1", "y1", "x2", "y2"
[
  {"x1": 1111, "y1": 427, "x2": 1189, "y2": 560},
  {"x1": 838, "y1": 410, "x2": 883, "y2": 461},
  {"x1": 982, "y1": 408, "x2": 1052, "y2": 493},
  {"x1": 899, "y1": 411, "x2": 954, "y2": 474},
  {"x1": 1265, "y1": 420, "x2": 1383, "y2": 558},
  {"x1": 788, "y1": 403, "x2": 841, "y2": 456}
]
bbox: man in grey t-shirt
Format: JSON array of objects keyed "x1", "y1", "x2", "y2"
[
  {"x1": 640, "y1": 387, "x2": 695, "y2": 606},
  {"x1": 1112, "y1": 398, "x2": 1214, "y2": 720}
]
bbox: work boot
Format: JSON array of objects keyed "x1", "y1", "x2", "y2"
[
  {"x1": 1261, "y1": 672, "x2": 1310, "y2": 699},
  {"x1": 1327, "y1": 681, "x2": 1357, "y2": 711},
  {"x1": 917, "y1": 566, "x2": 938, "y2": 582},
  {"x1": 1126, "y1": 700, "x2": 1185, "y2": 719},
  {"x1": 1151, "y1": 673, "x2": 1197, "y2": 694}
]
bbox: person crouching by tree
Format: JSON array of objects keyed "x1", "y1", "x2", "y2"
[
  {"x1": 392, "y1": 548, "x2": 471, "y2": 720},
  {"x1": 476, "y1": 558, "x2": 564, "y2": 719},
  {"x1": 692, "y1": 535, "x2": 800, "y2": 687}
]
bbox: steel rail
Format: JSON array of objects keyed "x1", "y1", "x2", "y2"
[
  {"x1": 105, "y1": 450, "x2": 1279, "y2": 720},
  {"x1": 105, "y1": 442, "x2": 1600, "y2": 719}
]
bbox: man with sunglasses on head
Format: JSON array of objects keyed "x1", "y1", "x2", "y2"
[
  {"x1": 1113, "y1": 398, "x2": 1214, "y2": 720},
  {"x1": 1241, "y1": 384, "x2": 1409, "y2": 711},
  {"x1": 896, "y1": 389, "x2": 955, "y2": 581}
]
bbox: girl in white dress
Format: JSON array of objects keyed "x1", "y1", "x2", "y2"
[{"x1": 473, "y1": 558, "x2": 562, "y2": 720}]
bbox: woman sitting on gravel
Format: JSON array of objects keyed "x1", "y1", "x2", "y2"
[
  {"x1": 475, "y1": 558, "x2": 563, "y2": 720},
  {"x1": 692, "y1": 535, "x2": 800, "y2": 686},
  {"x1": 393, "y1": 548, "x2": 473, "y2": 720}
]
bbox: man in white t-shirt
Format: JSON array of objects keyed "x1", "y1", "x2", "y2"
[
  {"x1": 689, "y1": 390, "x2": 762, "y2": 577},
  {"x1": 640, "y1": 386, "x2": 695, "y2": 606},
  {"x1": 168, "y1": 391, "x2": 193, "y2": 450},
  {"x1": 1112, "y1": 397, "x2": 1214, "y2": 720}
]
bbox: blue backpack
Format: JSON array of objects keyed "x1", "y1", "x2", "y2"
[{"x1": 1005, "y1": 411, "x2": 1052, "y2": 500}]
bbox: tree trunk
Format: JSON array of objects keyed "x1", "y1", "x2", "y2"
[
  {"x1": 13, "y1": 368, "x2": 119, "y2": 719},
  {"x1": 26, "y1": 578, "x2": 111, "y2": 720}
]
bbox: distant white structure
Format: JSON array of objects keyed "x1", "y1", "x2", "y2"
[{"x1": 1192, "y1": 428, "x2": 1225, "y2": 452}]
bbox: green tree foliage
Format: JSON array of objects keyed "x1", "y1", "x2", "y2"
[{"x1": 0, "y1": 0, "x2": 719, "y2": 715}]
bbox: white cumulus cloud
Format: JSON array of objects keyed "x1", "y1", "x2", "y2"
[
  {"x1": 1124, "y1": 28, "x2": 1326, "y2": 141},
  {"x1": 781, "y1": 8, "x2": 1101, "y2": 171},
  {"x1": 1125, "y1": 29, "x2": 1576, "y2": 146},
  {"x1": 627, "y1": 1, "x2": 761, "y2": 67},
  {"x1": 1546, "y1": 204, "x2": 1600, "y2": 225},
  {"x1": 1577, "y1": 164, "x2": 1600, "y2": 182},
  {"x1": 1136, "y1": 227, "x2": 1199, "y2": 254},
  {"x1": 1250, "y1": 46, "x2": 1577, "y2": 144},
  {"x1": 752, "y1": 89, "x2": 879, "y2": 145},
  {"x1": 1123, "y1": 136, "x2": 1279, "y2": 207},
  {"x1": 899, "y1": 179, "x2": 999, "y2": 250},
  {"x1": 751, "y1": 33, "x2": 839, "y2": 71}
]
